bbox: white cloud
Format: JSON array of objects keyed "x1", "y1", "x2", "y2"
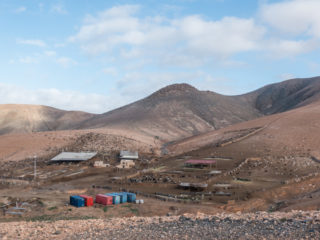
[
  {"x1": 16, "y1": 39, "x2": 46, "y2": 47},
  {"x1": 266, "y1": 39, "x2": 320, "y2": 58},
  {"x1": 44, "y1": 50, "x2": 56, "y2": 57},
  {"x1": 257, "y1": 0, "x2": 320, "y2": 58},
  {"x1": 39, "y1": 3, "x2": 44, "y2": 11},
  {"x1": 308, "y1": 61, "x2": 320, "y2": 72},
  {"x1": 279, "y1": 73, "x2": 295, "y2": 80},
  {"x1": 0, "y1": 83, "x2": 126, "y2": 113},
  {"x1": 51, "y1": 4, "x2": 68, "y2": 14},
  {"x1": 176, "y1": 16, "x2": 264, "y2": 57},
  {"x1": 56, "y1": 57, "x2": 77, "y2": 68},
  {"x1": 260, "y1": 0, "x2": 320, "y2": 38},
  {"x1": 102, "y1": 67, "x2": 118, "y2": 76},
  {"x1": 11, "y1": 52, "x2": 77, "y2": 67},
  {"x1": 116, "y1": 71, "x2": 240, "y2": 98},
  {"x1": 19, "y1": 56, "x2": 38, "y2": 64},
  {"x1": 14, "y1": 6, "x2": 26, "y2": 13},
  {"x1": 0, "y1": 71, "x2": 239, "y2": 114},
  {"x1": 116, "y1": 72, "x2": 182, "y2": 97},
  {"x1": 69, "y1": 5, "x2": 265, "y2": 66},
  {"x1": 68, "y1": 3, "x2": 320, "y2": 63},
  {"x1": 54, "y1": 43, "x2": 66, "y2": 48}
]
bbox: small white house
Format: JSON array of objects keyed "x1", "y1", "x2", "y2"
[
  {"x1": 117, "y1": 150, "x2": 138, "y2": 169},
  {"x1": 93, "y1": 161, "x2": 108, "y2": 168},
  {"x1": 116, "y1": 159, "x2": 135, "y2": 169}
]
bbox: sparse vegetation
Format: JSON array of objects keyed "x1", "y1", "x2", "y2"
[
  {"x1": 120, "y1": 204, "x2": 139, "y2": 215},
  {"x1": 48, "y1": 206, "x2": 57, "y2": 211},
  {"x1": 27, "y1": 214, "x2": 97, "y2": 222},
  {"x1": 129, "y1": 208, "x2": 139, "y2": 215}
]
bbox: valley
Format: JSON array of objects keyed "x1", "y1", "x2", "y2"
[
  {"x1": 0, "y1": 78, "x2": 320, "y2": 222},
  {"x1": 0, "y1": 78, "x2": 320, "y2": 240}
]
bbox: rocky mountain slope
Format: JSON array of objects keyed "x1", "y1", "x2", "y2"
[
  {"x1": 80, "y1": 84, "x2": 262, "y2": 140},
  {"x1": 169, "y1": 99, "x2": 320, "y2": 157},
  {"x1": 81, "y1": 76, "x2": 320, "y2": 140},
  {"x1": 1, "y1": 77, "x2": 320, "y2": 141},
  {"x1": 243, "y1": 76, "x2": 320, "y2": 115}
]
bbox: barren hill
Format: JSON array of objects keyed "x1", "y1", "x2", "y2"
[
  {"x1": 1, "y1": 77, "x2": 320, "y2": 142},
  {"x1": 80, "y1": 84, "x2": 262, "y2": 141},
  {"x1": 169, "y1": 99, "x2": 320, "y2": 157},
  {"x1": 0, "y1": 104, "x2": 94, "y2": 135},
  {"x1": 81, "y1": 77, "x2": 320, "y2": 141},
  {"x1": 244, "y1": 76, "x2": 320, "y2": 115}
]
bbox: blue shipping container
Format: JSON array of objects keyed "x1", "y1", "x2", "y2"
[
  {"x1": 105, "y1": 193, "x2": 120, "y2": 205},
  {"x1": 126, "y1": 193, "x2": 136, "y2": 203},
  {"x1": 112, "y1": 192, "x2": 127, "y2": 203},
  {"x1": 119, "y1": 192, "x2": 128, "y2": 203},
  {"x1": 70, "y1": 195, "x2": 85, "y2": 208}
]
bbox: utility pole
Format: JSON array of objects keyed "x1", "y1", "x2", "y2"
[{"x1": 34, "y1": 155, "x2": 37, "y2": 181}]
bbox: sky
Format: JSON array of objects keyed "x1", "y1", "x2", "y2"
[{"x1": 1, "y1": 0, "x2": 320, "y2": 113}]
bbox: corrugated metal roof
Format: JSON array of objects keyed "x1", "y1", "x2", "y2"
[
  {"x1": 185, "y1": 159, "x2": 216, "y2": 165},
  {"x1": 179, "y1": 182, "x2": 208, "y2": 188},
  {"x1": 51, "y1": 152, "x2": 97, "y2": 161},
  {"x1": 120, "y1": 150, "x2": 139, "y2": 159}
]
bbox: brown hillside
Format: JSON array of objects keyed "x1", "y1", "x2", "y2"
[
  {"x1": 80, "y1": 84, "x2": 262, "y2": 141},
  {"x1": 0, "y1": 104, "x2": 95, "y2": 135},
  {"x1": 169, "y1": 100, "x2": 320, "y2": 156},
  {"x1": 245, "y1": 76, "x2": 320, "y2": 114},
  {"x1": 1, "y1": 77, "x2": 320, "y2": 142},
  {"x1": 80, "y1": 77, "x2": 320, "y2": 141}
]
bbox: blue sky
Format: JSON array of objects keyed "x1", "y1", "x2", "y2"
[{"x1": 1, "y1": 0, "x2": 320, "y2": 113}]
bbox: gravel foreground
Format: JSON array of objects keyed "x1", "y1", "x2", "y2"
[{"x1": 0, "y1": 211, "x2": 319, "y2": 240}]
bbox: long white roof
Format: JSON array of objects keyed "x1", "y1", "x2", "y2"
[
  {"x1": 120, "y1": 150, "x2": 139, "y2": 159},
  {"x1": 51, "y1": 152, "x2": 97, "y2": 161}
]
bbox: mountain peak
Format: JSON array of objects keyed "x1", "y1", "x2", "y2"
[{"x1": 149, "y1": 83, "x2": 198, "y2": 98}]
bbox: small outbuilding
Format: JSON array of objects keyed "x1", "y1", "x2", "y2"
[
  {"x1": 50, "y1": 152, "x2": 97, "y2": 163},
  {"x1": 178, "y1": 182, "x2": 208, "y2": 191},
  {"x1": 116, "y1": 150, "x2": 138, "y2": 169},
  {"x1": 116, "y1": 159, "x2": 135, "y2": 169},
  {"x1": 184, "y1": 159, "x2": 216, "y2": 168},
  {"x1": 93, "y1": 161, "x2": 108, "y2": 168}
]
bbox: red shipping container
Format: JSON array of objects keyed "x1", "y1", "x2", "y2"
[
  {"x1": 95, "y1": 194, "x2": 113, "y2": 205},
  {"x1": 79, "y1": 195, "x2": 94, "y2": 207}
]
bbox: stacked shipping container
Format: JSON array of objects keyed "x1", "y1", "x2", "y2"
[
  {"x1": 126, "y1": 193, "x2": 136, "y2": 202},
  {"x1": 105, "y1": 193, "x2": 120, "y2": 205},
  {"x1": 111, "y1": 192, "x2": 127, "y2": 203},
  {"x1": 69, "y1": 192, "x2": 137, "y2": 207},
  {"x1": 95, "y1": 194, "x2": 113, "y2": 205},
  {"x1": 70, "y1": 196, "x2": 85, "y2": 207},
  {"x1": 79, "y1": 195, "x2": 94, "y2": 206}
]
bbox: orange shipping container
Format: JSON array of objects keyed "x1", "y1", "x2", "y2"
[{"x1": 79, "y1": 195, "x2": 94, "y2": 207}]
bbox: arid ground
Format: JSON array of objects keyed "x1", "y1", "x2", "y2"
[{"x1": 1, "y1": 78, "x2": 320, "y2": 239}]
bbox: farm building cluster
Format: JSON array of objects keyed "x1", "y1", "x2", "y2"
[{"x1": 50, "y1": 150, "x2": 139, "y2": 169}]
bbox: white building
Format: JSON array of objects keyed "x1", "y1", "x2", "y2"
[
  {"x1": 50, "y1": 152, "x2": 97, "y2": 163},
  {"x1": 117, "y1": 159, "x2": 135, "y2": 169},
  {"x1": 119, "y1": 150, "x2": 139, "y2": 160}
]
